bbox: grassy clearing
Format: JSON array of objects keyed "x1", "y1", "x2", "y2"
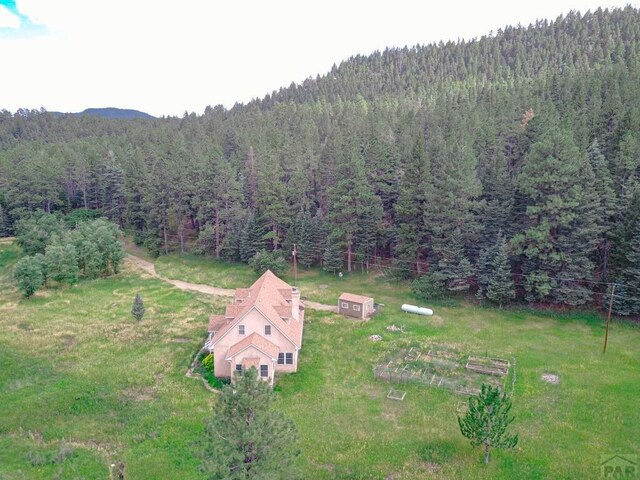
[
  {"x1": 278, "y1": 304, "x2": 639, "y2": 479},
  {"x1": 0, "y1": 243, "x2": 228, "y2": 479},
  {"x1": 2, "y1": 245, "x2": 639, "y2": 479},
  {"x1": 153, "y1": 252, "x2": 415, "y2": 307}
]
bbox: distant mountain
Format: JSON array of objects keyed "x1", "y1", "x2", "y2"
[
  {"x1": 50, "y1": 107, "x2": 155, "y2": 119},
  {"x1": 80, "y1": 108, "x2": 155, "y2": 119}
]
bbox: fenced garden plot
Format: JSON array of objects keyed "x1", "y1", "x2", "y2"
[{"x1": 373, "y1": 344, "x2": 516, "y2": 397}]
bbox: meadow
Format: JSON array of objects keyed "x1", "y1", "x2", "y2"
[{"x1": 1, "y1": 245, "x2": 638, "y2": 479}]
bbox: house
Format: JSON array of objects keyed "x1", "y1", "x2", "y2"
[
  {"x1": 338, "y1": 292, "x2": 375, "y2": 319},
  {"x1": 205, "y1": 270, "x2": 304, "y2": 385}
]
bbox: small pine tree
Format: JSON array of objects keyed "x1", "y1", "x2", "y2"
[
  {"x1": 458, "y1": 383, "x2": 518, "y2": 464},
  {"x1": 201, "y1": 367, "x2": 299, "y2": 479},
  {"x1": 486, "y1": 235, "x2": 515, "y2": 307},
  {"x1": 131, "y1": 293, "x2": 145, "y2": 321}
]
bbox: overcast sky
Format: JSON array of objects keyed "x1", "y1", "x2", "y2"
[{"x1": 1, "y1": 0, "x2": 637, "y2": 117}]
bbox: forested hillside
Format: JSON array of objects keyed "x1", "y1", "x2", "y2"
[{"x1": 1, "y1": 7, "x2": 639, "y2": 313}]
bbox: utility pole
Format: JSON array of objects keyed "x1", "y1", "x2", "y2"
[
  {"x1": 292, "y1": 243, "x2": 298, "y2": 287},
  {"x1": 603, "y1": 284, "x2": 616, "y2": 353}
]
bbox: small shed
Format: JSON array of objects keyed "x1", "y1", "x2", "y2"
[{"x1": 339, "y1": 293, "x2": 375, "y2": 319}]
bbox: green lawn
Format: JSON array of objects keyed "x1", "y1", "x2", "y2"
[{"x1": 2, "y1": 245, "x2": 639, "y2": 479}]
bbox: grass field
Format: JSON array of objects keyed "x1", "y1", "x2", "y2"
[{"x1": 1, "y1": 245, "x2": 639, "y2": 479}]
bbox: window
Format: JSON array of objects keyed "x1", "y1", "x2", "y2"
[
  {"x1": 238, "y1": 325, "x2": 245, "y2": 335},
  {"x1": 341, "y1": 302, "x2": 349, "y2": 308},
  {"x1": 277, "y1": 353, "x2": 284, "y2": 364},
  {"x1": 285, "y1": 353, "x2": 293, "y2": 365},
  {"x1": 235, "y1": 364, "x2": 243, "y2": 374},
  {"x1": 260, "y1": 365, "x2": 268, "y2": 377},
  {"x1": 264, "y1": 325, "x2": 271, "y2": 335},
  {"x1": 353, "y1": 304, "x2": 361, "y2": 311}
]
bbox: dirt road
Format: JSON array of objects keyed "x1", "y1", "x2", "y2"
[{"x1": 125, "y1": 254, "x2": 337, "y2": 312}]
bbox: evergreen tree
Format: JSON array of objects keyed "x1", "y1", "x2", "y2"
[
  {"x1": 283, "y1": 210, "x2": 313, "y2": 268},
  {"x1": 611, "y1": 190, "x2": 640, "y2": 279},
  {"x1": 295, "y1": 211, "x2": 316, "y2": 269},
  {"x1": 458, "y1": 384, "x2": 518, "y2": 464},
  {"x1": 475, "y1": 247, "x2": 494, "y2": 300},
  {"x1": 326, "y1": 139, "x2": 381, "y2": 272},
  {"x1": 587, "y1": 140, "x2": 616, "y2": 280},
  {"x1": 131, "y1": 293, "x2": 145, "y2": 321},
  {"x1": 196, "y1": 155, "x2": 244, "y2": 259},
  {"x1": 100, "y1": 151, "x2": 126, "y2": 227},
  {"x1": 0, "y1": 203, "x2": 13, "y2": 237},
  {"x1": 478, "y1": 150, "x2": 515, "y2": 252},
  {"x1": 240, "y1": 213, "x2": 264, "y2": 263},
  {"x1": 437, "y1": 229, "x2": 473, "y2": 291},
  {"x1": 14, "y1": 255, "x2": 44, "y2": 298},
  {"x1": 513, "y1": 126, "x2": 598, "y2": 305},
  {"x1": 322, "y1": 240, "x2": 343, "y2": 273},
  {"x1": 200, "y1": 367, "x2": 299, "y2": 480},
  {"x1": 256, "y1": 152, "x2": 288, "y2": 250},
  {"x1": 613, "y1": 220, "x2": 640, "y2": 315},
  {"x1": 425, "y1": 122, "x2": 482, "y2": 265},
  {"x1": 486, "y1": 235, "x2": 516, "y2": 307},
  {"x1": 394, "y1": 136, "x2": 430, "y2": 274}
]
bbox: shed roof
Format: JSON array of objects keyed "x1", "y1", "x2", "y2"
[{"x1": 339, "y1": 292, "x2": 374, "y2": 304}]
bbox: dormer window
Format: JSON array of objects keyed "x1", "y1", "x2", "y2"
[
  {"x1": 265, "y1": 325, "x2": 271, "y2": 335},
  {"x1": 239, "y1": 325, "x2": 245, "y2": 335}
]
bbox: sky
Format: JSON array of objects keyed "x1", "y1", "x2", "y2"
[{"x1": 1, "y1": 0, "x2": 638, "y2": 117}]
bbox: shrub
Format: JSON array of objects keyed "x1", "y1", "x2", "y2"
[
  {"x1": 14, "y1": 255, "x2": 44, "y2": 298},
  {"x1": 412, "y1": 271, "x2": 446, "y2": 300},
  {"x1": 202, "y1": 353, "x2": 214, "y2": 373},
  {"x1": 249, "y1": 250, "x2": 288, "y2": 277}
]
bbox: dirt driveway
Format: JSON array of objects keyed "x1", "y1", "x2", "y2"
[{"x1": 125, "y1": 254, "x2": 337, "y2": 312}]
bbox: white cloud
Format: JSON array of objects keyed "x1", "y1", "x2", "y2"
[{"x1": 0, "y1": 6, "x2": 21, "y2": 29}]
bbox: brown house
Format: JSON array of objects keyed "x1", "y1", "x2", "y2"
[
  {"x1": 338, "y1": 293, "x2": 374, "y2": 319},
  {"x1": 205, "y1": 270, "x2": 304, "y2": 385}
]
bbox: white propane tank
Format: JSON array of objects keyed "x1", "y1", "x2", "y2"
[{"x1": 401, "y1": 304, "x2": 434, "y2": 316}]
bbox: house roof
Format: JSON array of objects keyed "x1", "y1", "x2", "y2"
[
  {"x1": 225, "y1": 305, "x2": 244, "y2": 318},
  {"x1": 226, "y1": 332, "x2": 280, "y2": 359},
  {"x1": 212, "y1": 270, "x2": 304, "y2": 348},
  {"x1": 339, "y1": 292, "x2": 374, "y2": 304},
  {"x1": 208, "y1": 314, "x2": 228, "y2": 332}
]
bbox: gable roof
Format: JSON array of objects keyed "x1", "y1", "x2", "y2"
[
  {"x1": 226, "y1": 332, "x2": 280, "y2": 360},
  {"x1": 208, "y1": 314, "x2": 228, "y2": 332},
  {"x1": 211, "y1": 270, "x2": 304, "y2": 348},
  {"x1": 339, "y1": 292, "x2": 374, "y2": 304},
  {"x1": 242, "y1": 357, "x2": 261, "y2": 369}
]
